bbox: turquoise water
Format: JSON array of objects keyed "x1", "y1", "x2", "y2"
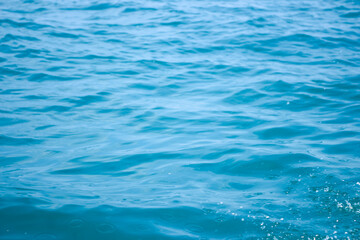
[{"x1": 1, "y1": 0, "x2": 360, "y2": 239}]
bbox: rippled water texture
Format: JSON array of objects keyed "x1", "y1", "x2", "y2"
[{"x1": 1, "y1": 0, "x2": 360, "y2": 239}]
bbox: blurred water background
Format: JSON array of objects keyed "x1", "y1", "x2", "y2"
[{"x1": 1, "y1": 0, "x2": 360, "y2": 239}]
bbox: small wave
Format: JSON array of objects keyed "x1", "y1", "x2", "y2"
[
  {"x1": 254, "y1": 125, "x2": 317, "y2": 140},
  {"x1": 28, "y1": 73, "x2": 78, "y2": 82},
  {"x1": 62, "y1": 3, "x2": 124, "y2": 11},
  {"x1": 63, "y1": 95, "x2": 107, "y2": 107},
  {"x1": 47, "y1": 32, "x2": 82, "y2": 39},
  {"x1": 223, "y1": 89, "x2": 266, "y2": 105},
  {"x1": 0, "y1": 19, "x2": 50, "y2": 29},
  {"x1": 341, "y1": 11, "x2": 360, "y2": 18},
  {"x1": 0, "y1": 135, "x2": 42, "y2": 146},
  {"x1": 0, "y1": 117, "x2": 28, "y2": 126}
]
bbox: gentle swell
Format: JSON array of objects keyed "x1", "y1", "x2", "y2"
[{"x1": 1, "y1": 0, "x2": 360, "y2": 239}]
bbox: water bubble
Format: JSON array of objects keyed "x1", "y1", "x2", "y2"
[
  {"x1": 96, "y1": 223, "x2": 116, "y2": 234},
  {"x1": 68, "y1": 218, "x2": 84, "y2": 228}
]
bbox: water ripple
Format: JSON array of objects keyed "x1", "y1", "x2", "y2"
[{"x1": 1, "y1": 0, "x2": 360, "y2": 239}]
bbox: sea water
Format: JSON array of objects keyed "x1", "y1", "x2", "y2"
[{"x1": 0, "y1": 0, "x2": 360, "y2": 239}]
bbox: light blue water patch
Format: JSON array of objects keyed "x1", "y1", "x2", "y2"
[{"x1": 1, "y1": 0, "x2": 360, "y2": 239}]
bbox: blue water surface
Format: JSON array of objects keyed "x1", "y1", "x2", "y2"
[{"x1": 1, "y1": 0, "x2": 360, "y2": 239}]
